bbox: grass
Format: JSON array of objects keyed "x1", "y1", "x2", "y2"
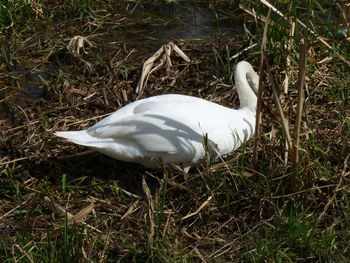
[{"x1": 1, "y1": 0, "x2": 350, "y2": 262}]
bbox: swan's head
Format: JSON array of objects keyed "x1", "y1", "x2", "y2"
[
  {"x1": 247, "y1": 70, "x2": 259, "y2": 94},
  {"x1": 234, "y1": 61, "x2": 260, "y2": 111},
  {"x1": 235, "y1": 61, "x2": 259, "y2": 94}
]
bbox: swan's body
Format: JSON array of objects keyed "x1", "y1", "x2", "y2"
[{"x1": 55, "y1": 61, "x2": 259, "y2": 171}]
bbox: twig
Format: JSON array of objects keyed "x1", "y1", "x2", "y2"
[
  {"x1": 180, "y1": 195, "x2": 213, "y2": 221},
  {"x1": 69, "y1": 203, "x2": 95, "y2": 224},
  {"x1": 17, "y1": 105, "x2": 34, "y2": 145},
  {"x1": 14, "y1": 244, "x2": 34, "y2": 263},
  {"x1": 193, "y1": 248, "x2": 207, "y2": 263},
  {"x1": 317, "y1": 154, "x2": 350, "y2": 222},
  {"x1": 230, "y1": 43, "x2": 258, "y2": 61},
  {"x1": 206, "y1": 217, "x2": 274, "y2": 259},
  {"x1": 120, "y1": 201, "x2": 140, "y2": 220},
  {"x1": 56, "y1": 150, "x2": 97, "y2": 160},
  {"x1": 3, "y1": 112, "x2": 110, "y2": 135},
  {"x1": 272, "y1": 184, "x2": 335, "y2": 198},
  {"x1": 65, "y1": 113, "x2": 111, "y2": 127},
  {"x1": 0, "y1": 157, "x2": 30, "y2": 167},
  {"x1": 0, "y1": 194, "x2": 35, "y2": 221},
  {"x1": 44, "y1": 196, "x2": 102, "y2": 233},
  {"x1": 239, "y1": 4, "x2": 273, "y2": 26}
]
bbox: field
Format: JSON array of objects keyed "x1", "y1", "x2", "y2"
[{"x1": 0, "y1": 0, "x2": 349, "y2": 262}]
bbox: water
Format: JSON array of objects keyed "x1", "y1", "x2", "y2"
[
  {"x1": 0, "y1": 65, "x2": 54, "y2": 106},
  {"x1": 112, "y1": 0, "x2": 243, "y2": 55},
  {"x1": 129, "y1": 1, "x2": 242, "y2": 40}
]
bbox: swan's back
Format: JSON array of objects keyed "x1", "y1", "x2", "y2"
[{"x1": 56, "y1": 94, "x2": 255, "y2": 170}]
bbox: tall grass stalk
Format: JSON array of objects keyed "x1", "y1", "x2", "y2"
[
  {"x1": 292, "y1": 37, "x2": 308, "y2": 165},
  {"x1": 265, "y1": 58, "x2": 293, "y2": 151},
  {"x1": 253, "y1": 7, "x2": 270, "y2": 164}
]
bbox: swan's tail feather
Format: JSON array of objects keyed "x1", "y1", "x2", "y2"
[{"x1": 54, "y1": 130, "x2": 104, "y2": 148}]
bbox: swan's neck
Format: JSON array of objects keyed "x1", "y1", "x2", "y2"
[{"x1": 234, "y1": 61, "x2": 258, "y2": 112}]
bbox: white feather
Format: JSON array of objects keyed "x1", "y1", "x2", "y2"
[{"x1": 55, "y1": 61, "x2": 259, "y2": 171}]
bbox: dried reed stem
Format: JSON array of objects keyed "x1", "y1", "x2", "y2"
[
  {"x1": 283, "y1": 18, "x2": 295, "y2": 94},
  {"x1": 253, "y1": 8, "x2": 270, "y2": 163},
  {"x1": 265, "y1": 59, "x2": 293, "y2": 151},
  {"x1": 241, "y1": 0, "x2": 349, "y2": 65},
  {"x1": 293, "y1": 38, "x2": 308, "y2": 165},
  {"x1": 258, "y1": 0, "x2": 350, "y2": 66},
  {"x1": 142, "y1": 176, "x2": 155, "y2": 250},
  {"x1": 180, "y1": 195, "x2": 213, "y2": 221}
]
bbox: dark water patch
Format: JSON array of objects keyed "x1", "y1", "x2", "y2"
[
  {"x1": 0, "y1": 63, "x2": 58, "y2": 127},
  {"x1": 130, "y1": 1, "x2": 243, "y2": 40},
  {"x1": 104, "y1": 0, "x2": 244, "y2": 54},
  {"x1": 1, "y1": 64, "x2": 56, "y2": 105}
]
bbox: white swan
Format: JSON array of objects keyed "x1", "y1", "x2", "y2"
[{"x1": 55, "y1": 61, "x2": 259, "y2": 171}]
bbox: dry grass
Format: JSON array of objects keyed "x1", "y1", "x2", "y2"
[{"x1": 1, "y1": 0, "x2": 350, "y2": 262}]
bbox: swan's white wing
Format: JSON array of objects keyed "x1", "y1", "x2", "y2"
[
  {"x1": 87, "y1": 100, "x2": 204, "y2": 154},
  {"x1": 86, "y1": 95, "x2": 255, "y2": 156},
  {"x1": 133, "y1": 101, "x2": 161, "y2": 114},
  {"x1": 88, "y1": 94, "x2": 202, "y2": 129}
]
